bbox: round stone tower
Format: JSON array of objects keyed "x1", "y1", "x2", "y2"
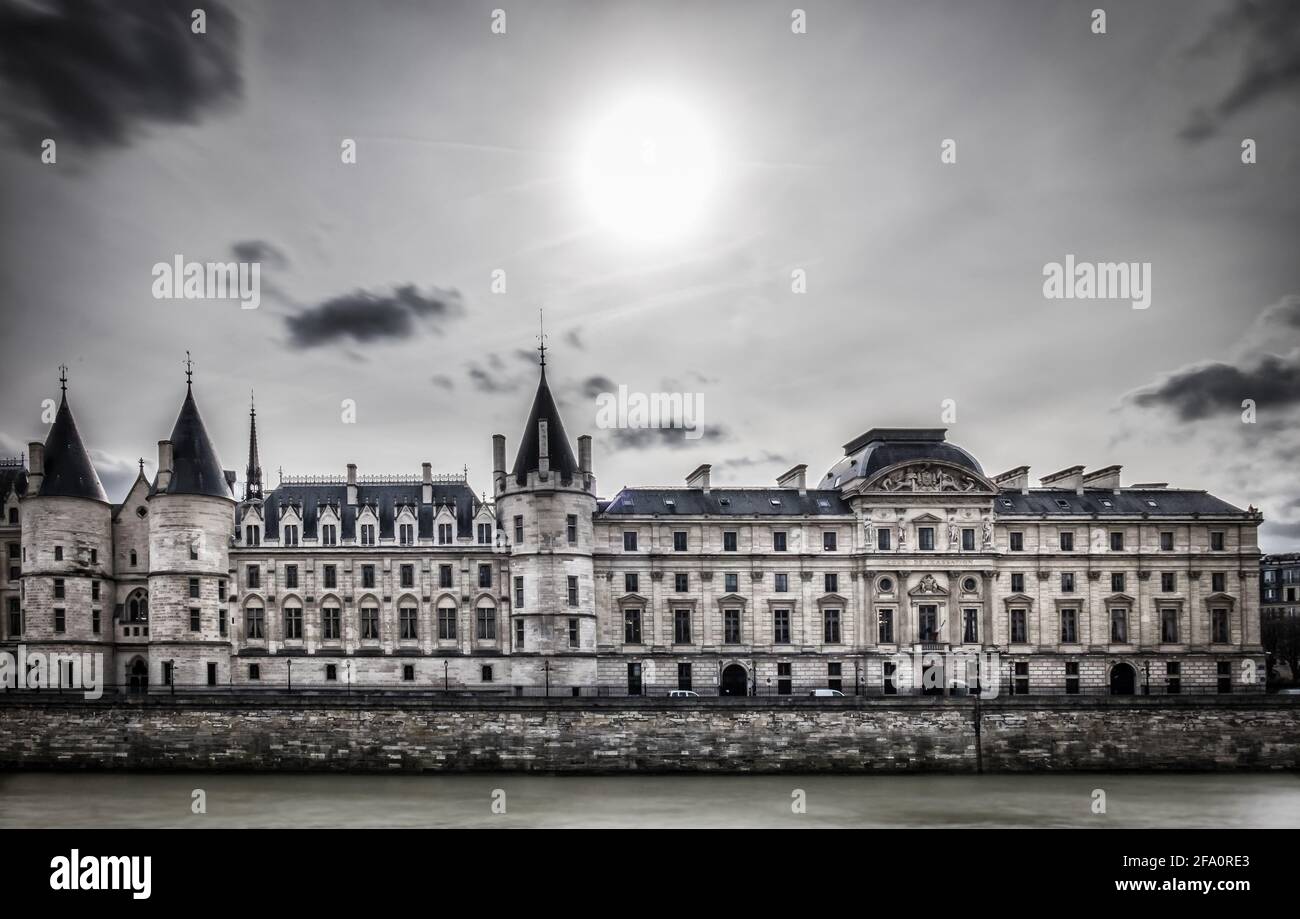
[
  {"x1": 493, "y1": 355, "x2": 598, "y2": 689},
  {"x1": 146, "y1": 372, "x2": 236, "y2": 690},
  {"x1": 20, "y1": 369, "x2": 114, "y2": 691}
]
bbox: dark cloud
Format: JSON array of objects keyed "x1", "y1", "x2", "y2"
[
  {"x1": 564, "y1": 328, "x2": 585, "y2": 350},
  {"x1": 285, "y1": 285, "x2": 463, "y2": 349},
  {"x1": 607, "y1": 424, "x2": 729, "y2": 451},
  {"x1": 580, "y1": 375, "x2": 617, "y2": 400},
  {"x1": 718, "y1": 451, "x2": 791, "y2": 469},
  {"x1": 1180, "y1": 0, "x2": 1300, "y2": 142},
  {"x1": 89, "y1": 449, "x2": 139, "y2": 502},
  {"x1": 466, "y1": 365, "x2": 523, "y2": 394},
  {"x1": 1126, "y1": 354, "x2": 1300, "y2": 421},
  {"x1": 431, "y1": 374, "x2": 455, "y2": 391},
  {"x1": 512, "y1": 348, "x2": 539, "y2": 365},
  {"x1": 0, "y1": 0, "x2": 242, "y2": 150},
  {"x1": 231, "y1": 239, "x2": 288, "y2": 268}
]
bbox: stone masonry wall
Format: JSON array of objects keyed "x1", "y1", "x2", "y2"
[{"x1": 0, "y1": 696, "x2": 1297, "y2": 773}]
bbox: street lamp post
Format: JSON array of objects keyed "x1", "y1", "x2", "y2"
[
  {"x1": 544, "y1": 660, "x2": 550, "y2": 698},
  {"x1": 443, "y1": 660, "x2": 449, "y2": 693},
  {"x1": 167, "y1": 659, "x2": 175, "y2": 697},
  {"x1": 346, "y1": 661, "x2": 352, "y2": 696},
  {"x1": 1144, "y1": 660, "x2": 1150, "y2": 696},
  {"x1": 287, "y1": 658, "x2": 293, "y2": 694}
]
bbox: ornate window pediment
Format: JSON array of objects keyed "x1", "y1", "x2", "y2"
[
  {"x1": 714, "y1": 592, "x2": 748, "y2": 608},
  {"x1": 1104, "y1": 592, "x2": 1136, "y2": 605},
  {"x1": 1002, "y1": 592, "x2": 1034, "y2": 607},
  {"x1": 817, "y1": 592, "x2": 848, "y2": 607},
  {"x1": 1202, "y1": 591, "x2": 1236, "y2": 608},
  {"x1": 618, "y1": 592, "x2": 649, "y2": 607},
  {"x1": 862, "y1": 461, "x2": 996, "y2": 495},
  {"x1": 908, "y1": 573, "x2": 949, "y2": 597}
]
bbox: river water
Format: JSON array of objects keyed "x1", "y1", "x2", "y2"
[{"x1": 2, "y1": 772, "x2": 1299, "y2": 827}]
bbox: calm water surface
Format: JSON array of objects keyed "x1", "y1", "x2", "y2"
[{"x1": 2, "y1": 772, "x2": 1299, "y2": 827}]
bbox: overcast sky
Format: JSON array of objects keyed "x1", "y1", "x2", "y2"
[{"x1": 1, "y1": 0, "x2": 1298, "y2": 546}]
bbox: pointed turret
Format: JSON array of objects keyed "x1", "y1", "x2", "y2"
[
  {"x1": 245, "y1": 391, "x2": 263, "y2": 501},
  {"x1": 510, "y1": 365, "x2": 579, "y2": 485},
  {"x1": 37, "y1": 367, "x2": 108, "y2": 502},
  {"x1": 153, "y1": 358, "x2": 232, "y2": 498}
]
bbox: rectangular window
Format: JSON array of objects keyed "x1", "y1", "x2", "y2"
[
  {"x1": 623, "y1": 531, "x2": 638, "y2": 551},
  {"x1": 1160, "y1": 531, "x2": 1174, "y2": 551},
  {"x1": 7, "y1": 599, "x2": 20, "y2": 636},
  {"x1": 162, "y1": 662, "x2": 173, "y2": 686},
  {"x1": 1160, "y1": 572, "x2": 1175, "y2": 593},
  {"x1": 323, "y1": 565, "x2": 337, "y2": 589},
  {"x1": 1166, "y1": 661, "x2": 1181, "y2": 695},
  {"x1": 478, "y1": 606, "x2": 498, "y2": 640},
  {"x1": 1065, "y1": 661, "x2": 1080, "y2": 695},
  {"x1": 91, "y1": 580, "x2": 100, "y2": 601},
  {"x1": 514, "y1": 576, "x2": 524, "y2": 608},
  {"x1": 479, "y1": 564, "x2": 492, "y2": 589},
  {"x1": 325, "y1": 664, "x2": 338, "y2": 681},
  {"x1": 674, "y1": 609, "x2": 691, "y2": 644},
  {"x1": 437, "y1": 523, "x2": 453, "y2": 545},
  {"x1": 438, "y1": 606, "x2": 456, "y2": 640},
  {"x1": 1010, "y1": 572, "x2": 1024, "y2": 593},
  {"x1": 624, "y1": 608, "x2": 642, "y2": 644},
  {"x1": 482, "y1": 665, "x2": 494, "y2": 683},
  {"x1": 248, "y1": 663, "x2": 260, "y2": 681},
  {"x1": 918, "y1": 527, "x2": 935, "y2": 551},
  {"x1": 777, "y1": 662, "x2": 792, "y2": 695},
  {"x1": 963, "y1": 608, "x2": 978, "y2": 643},
  {"x1": 1110, "y1": 608, "x2": 1128, "y2": 643},
  {"x1": 1217, "y1": 660, "x2": 1231, "y2": 693},
  {"x1": 773, "y1": 531, "x2": 787, "y2": 552},
  {"x1": 961, "y1": 528, "x2": 975, "y2": 551},
  {"x1": 1212, "y1": 572, "x2": 1226, "y2": 593},
  {"x1": 878, "y1": 609, "x2": 894, "y2": 644},
  {"x1": 188, "y1": 576, "x2": 200, "y2": 598},
  {"x1": 478, "y1": 522, "x2": 493, "y2": 545},
  {"x1": 322, "y1": 606, "x2": 340, "y2": 640},
  {"x1": 514, "y1": 516, "x2": 524, "y2": 544},
  {"x1": 1111, "y1": 572, "x2": 1125, "y2": 593},
  {"x1": 824, "y1": 572, "x2": 838, "y2": 593},
  {"x1": 1059, "y1": 531, "x2": 1074, "y2": 551},
  {"x1": 54, "y1": 608, "x2": 66, "y2": 633},
  {"x1": 1061, "y1": 572, "x2": 1075, "y2": 593},
  {"x1": 1010, "y1": 608, "x2": 1027, "y2": 644},
  {"x1": 1009, "y1": 532, "x2": 1023, "y2": 552},
  {"x1": 877, "y1": 528, "x2": 891, "y2": 550},
  {"x1": 322, "y1": 524, "x2": 337, "y2": 546},
  {"x1": 1060, "y1": 608, "x2": 1077, "y2": 644},
  {"x1": 217, "y1": 579, "x2": 226, "y2": 601},
  {"x1": 54, "y1": 545, "x2": 63, "y2": 561},
  {"x1": 53, "y1": 578, "x2": 64, "y2": 599},
  {"x1": 1014, "y1": 661, "x2": 1029, "y2": 696},
  {"x1": 567, "y1": 575, "x2": 578, "y2": 607},
  {"x1": 725, "y1": 573, "x2": 738, "y2": 593},
  {"x1": 673, "y1": 531, "x2": 688, "y2": 551},
  {"x1": 627, "y1": 662, "x2": 642, "y2": 696},
  {"x1": 399, "y1": 523, "x2": 414, "y2": 546},
  {"x1": 400, "y1": 606, "x2": 418, "y2": 640},
  {"x1": 439, "y1": 565, "x2": 453, "y2": 589},
  {"x1": 246, "y1": 606, "x2": 264, "y2": 639},
  {"x1": 360, "y1": 524, "x2": 375, "y2": 546},
  {"x1": 362, "y1": 565, "x2": 375, "y2": 588},
  {"x1": 624, "y1": 572, "x2": 638, "y2": 593},
  {"x1": 400, "y1": 564, "x2": 414, "y2": 589},
  {"x1": 361, "y1": 607, "x2": 379, "y2": 640},
  {"x1": 773, "y1": 608, "x2": 791, "y2": 644},
  {"x1": 823, "y1": 531, "x2": 837, "y2": 551},
  {"x1": 723, "y1": 531, "x2": 737, "y2": 552},
  {"x1": 677, "y1": 662, "x2": 692, "y2": 691},
  {"x1": 565, "y1": 515, "x2": 577, "y2": 545},
  {"x1": 674, "y1": 572, "x2": 688, "y2": 592},
  {"x1": 1110, "y1": 531, "x2": 1125, "y2": 551},
  {"x1": 827, "y1": 662, "x2": 842, "y2": 692},
  {"x1": 919, "y1": 604, "x2": 938, "y2": 642},
  {"x1": 1210, "y1": 531, "x2": 1225, "y2": 551},
  {"x1": 92, "y1": 608, "x2": 101, "y2": 634},
  {"x1": 284, "y1": 606, "x2": 302, "y2": 639},
  {"x1": 191, "y1": 607, "x2": 202, "y2": 632},
  {"x1": 823, "y1": 608, "x2": 841, "y2": 643},
  {"x1": 568, "y1": 618, "x2": 579, "y2": 648},
  {"x1": 400, "y1": 664, "x2": 414, "y2": 682},
  {"x1": 514, "y1": 618, "x2": 524, "y2": 649},
  {"x1": 1160, "y1": 608, "x2": 1178, "y2": 643},
  {"x1": 1212, "y1": 608, "x2": 1230, "y2": 643},
  {"x1": 218, "y1": 610, "x2": 227, "y2": 636},
  {"x1": 774, "y1": 573, "x2": 788, "y2": 593},
  {"x1": 724, "y1": 609, "x2": 741, "y2": 644},
  {"x1": 206, "y1": 662, "x2": 217, "y2": 686}
]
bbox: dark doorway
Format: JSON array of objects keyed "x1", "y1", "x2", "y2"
[
  {"x1": 721, "y1": 664, "x2": 748, "y2": 697},
  {"x1": 627, "y1": 662, "x2": 642, "y2": 696},
  {"x1": 128, "y1": 659, "x2": 148, "y2": 694},
  {"x1": 1109, "y1": 662, "x2": 1136, "y2": 695}
]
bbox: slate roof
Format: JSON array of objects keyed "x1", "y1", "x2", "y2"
[
  {"x1": 599, "y1": 487, "x2": 852, "y2": 516},
  {"x1": 819, "y1": 428, "x2": 983, "y2": 488},
  {"x1": 38, "y1": 395, "x2": 108, "y2": 502},
  {"x1": 996, "y1": 489, "x2": 1247, "y2": 516},
  {"x1": 153, "y1": 387, "x2": 233, "y2": 499},
  {"x1": 0, "y1": 464, "x2": 28, "y2": 503},
  {"x1": 240, "y1": 481, "x2": 481, "y2": 539},
  {"x1": 511, "y1": 369, "x2": 579, "y2": 485}
]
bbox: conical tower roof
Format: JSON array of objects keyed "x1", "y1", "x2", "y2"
[
  {"x1": 511, "y1": 367, "x2": 579, "y2": 485},
  {"x1": 39, "y1": 389, "x2": 108, "y2": 502},
  {"x1": 156, "y1": 384, "x2": 232, "y2": 499}
]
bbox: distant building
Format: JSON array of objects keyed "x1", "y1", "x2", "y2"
[
  {"x1": 1260, "y1": 554, "x2": 1300, "y2": 617},
  {"x1": 2, "y1": 352, "x2": 1268, "y2": 697}
]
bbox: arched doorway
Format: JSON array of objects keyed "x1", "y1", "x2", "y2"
[
  {"x1": 128, "y1": 659, "x2": 148, "y2": 694},
  {"x1": 721, "y1": 664, "x2": 748, "y2": 697},
  {"x1": 1109, "y1": 662, "x2": 1136, "y2": 696}
]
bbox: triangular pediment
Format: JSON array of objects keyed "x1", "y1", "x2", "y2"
[
  {"x1": 618, "y1": 592, "x2": 649, "y2": 605},
  {"x1": 908, "y1": 574, "x2": 950, "y2": 597},
  {"x1": 1002, "y1": 592, "x2": 1035, "y2": 606},
  {"x1": 1203, "y1": 591, "x2": 1236, "y2": 606},
  {"x1": 714, "y1": 592, "x2": 748, "y2": 607},
  {"x1": 1103, "y1": 592, "x2": 1136, "y2": 605},
  {"x1": 857, "y1": 460, "x2": 998, "y2": 496}
]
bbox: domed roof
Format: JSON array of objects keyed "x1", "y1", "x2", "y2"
[{"x1": 819, "y1": 428, "x2": 983, "y2": 489}]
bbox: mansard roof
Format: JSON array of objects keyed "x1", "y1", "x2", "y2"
[
  {"x1": 511, "y1": 368, "x2": 579, "y2": 485},
  {"x1": 995, "y1": 488, "x2": 1246, "y2": 516},
  {"x1": 598, "y1": 487, "x2": 851, "y2": 516},
  {"x1": 241, "y1": 480, "x2": 480, "y2": 539},
  {"x1": 39, "y1": 395, "x2": 108, "y2": 502},
  {"x1": 0, "y1": 463, "x2": 28, "y2": 502},
  {"x1": 819, "y1": 428, "x2": 983, "y2": 489},
  {"x1": 154, "y1": 387, "x2": 233, "y2": 499}
]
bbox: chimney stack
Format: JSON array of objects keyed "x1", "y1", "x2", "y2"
[
  {"x1": 776, "y1": 463, "x2": 808, "y2": 496},
  {"x1": 422, "y1": 462, "x2": 433, "y2": 504},
  {"x1": 1082, "y1": 465, "x2": 1122, "y2": 494},
  {"x1": 992, "y1": 466, "x2": 1030, "y2": 495},
  {"x1": 156, "y1": 440, "x2": 174, "y2": 491},
  {"x1": 537, "y1": 419, "x2": 550, "y2": 477},
  {"x1": 1040, "y1": 465, "x2": 1085, "y2": 496},
  {"x1": 685, "y1": 463, "x2": 711, "y2": 494},
  {"x1": 346, "y1": 463, "x2": 358, "y2": 505},
  {"x1": 578, "y1": 435, "x2": 592, "y2": 475},
  {"x1": 27, "y1": 442, "x2": 43, "y2": 492},
  {"x1": 492, "y1": 434, "x2": 507, "y2": 495}
]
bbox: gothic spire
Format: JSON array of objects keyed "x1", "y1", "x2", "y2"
[{"x1": 245, "y1": 390, "x2": 263, "y2": 501}]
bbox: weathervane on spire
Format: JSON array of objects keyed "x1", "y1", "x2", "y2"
[
  {"x1": 57, "y1": 364, "x2": 67, "y2": 396},
  {"x1": 250, "y1": 388, "x2": 256, "y2": 417},
  {"x1": 537, "y1": 307, "x2": 548, "y2": 368},
  {"x1": 184, "y1": 351, "x2": 194, "y2": 387}
]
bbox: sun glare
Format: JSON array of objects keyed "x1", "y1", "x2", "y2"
[{"x1": 578, "y1": 92, "x2": 717, "y2": 243}]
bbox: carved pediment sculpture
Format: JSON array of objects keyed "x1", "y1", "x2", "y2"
[{"x1": 876, "y1": 463, "x2": 981, "y2": 494}]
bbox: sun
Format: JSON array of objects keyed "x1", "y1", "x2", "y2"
[{"x1": 578, "y1": 92, "x2": 717, "y2": 243}]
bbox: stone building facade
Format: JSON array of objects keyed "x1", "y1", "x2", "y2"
[{"x1": 0, "y1": 357, "x2": 1267, "y2": 697}]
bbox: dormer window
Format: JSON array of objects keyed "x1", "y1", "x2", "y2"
[
  {"x1": 245, "y1": 524, "x2": 260, "y2": 546},
  {"x1": 1055, "y1": 499, "x2": 1070, "y2": 510},
  {"x1": 664, "y1": 498, "x2": 675, "y2": 508},
  {"x1": 322, "y1": 524, "x2": 337, "y2": 546},
  {"x1": 1001, "y1": 498, "x2": 1013, "y2": 508},
  {"x1": 1146, "y1": 499, "x2": 1158, "y2": 508},
  {"x1": 437, "y1": 523, "x2": 453, "y2": 544},
  {"x1": 1101, "y1": 499, "x2": 1113, "y2": 508},
  {"x1": 769, "y1": 498, "x2": 781, "y2": 507},
  {"x1": 360, "y1": 523, "x2": 376, "y2": 546},
  {"x1": 399, "y1": 523, "x2": 414, "y2": 545},
  {"x1": 282, "y1": 525, "x2": 299, "y2": 546},
  {"x1": 719, "y1": 498, "x2": 730, "y2": 508},
  {"x1": 817, "y1": 498, "x2": 831, "y2": 509}
]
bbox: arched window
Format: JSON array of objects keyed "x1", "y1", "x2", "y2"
[{"x1": 126, "y1": 589, "x2": 149, "y2": 623}]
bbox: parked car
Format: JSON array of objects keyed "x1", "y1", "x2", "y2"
[
  {"x1": 667, "y1": 690, "x2": 700, "y2": 698},
  {"x1": 808, "y1": 689, "x2": 845, "y2": 697}
]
